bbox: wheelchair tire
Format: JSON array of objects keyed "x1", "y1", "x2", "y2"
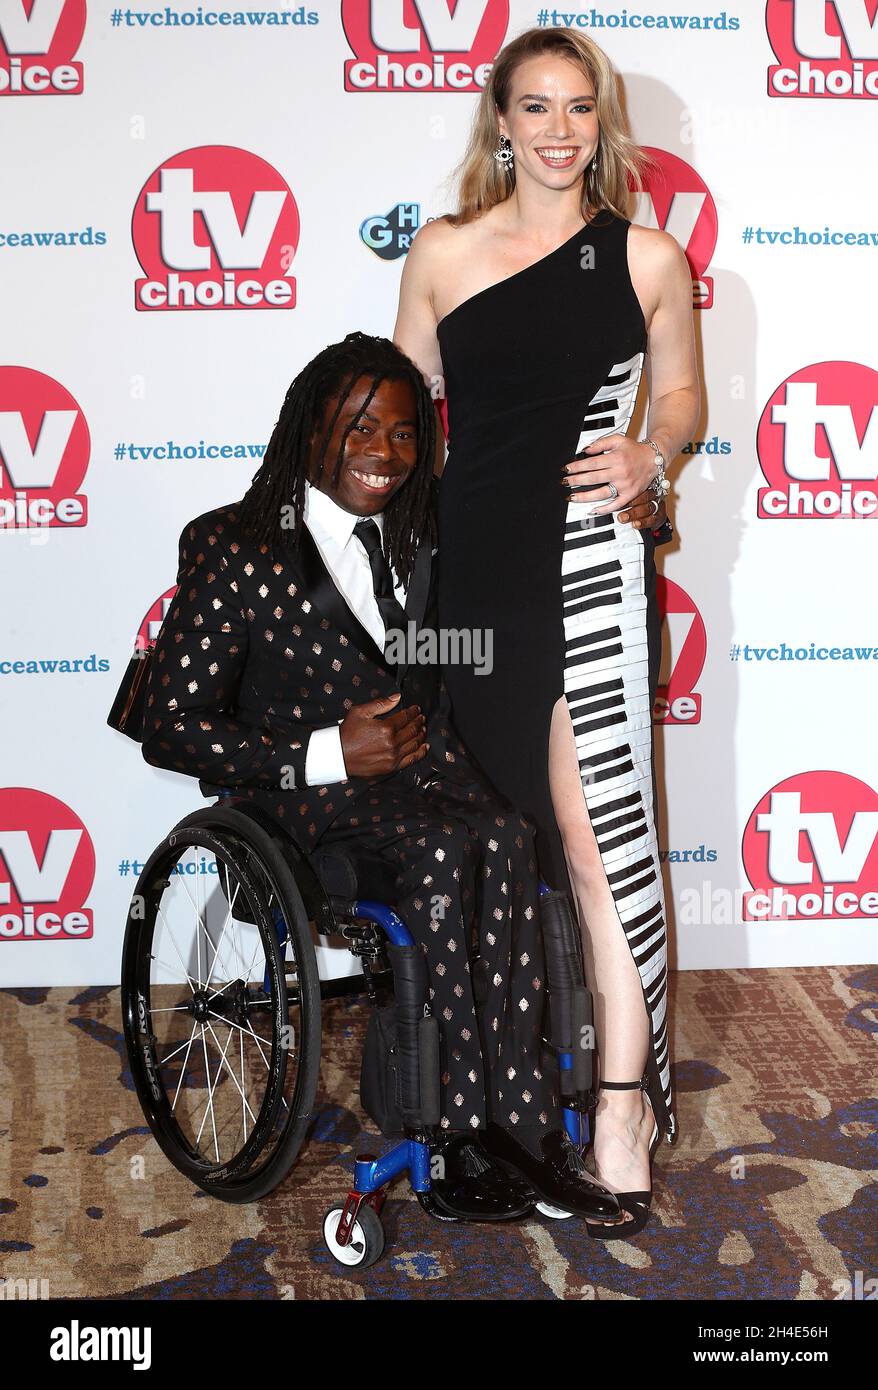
[
  {"x1": 322, "y1": 1204, "x2": 385, "y2": 1270},
  {"x1": 121, "y1": 806, "x2": 321, "y2": 1203}
]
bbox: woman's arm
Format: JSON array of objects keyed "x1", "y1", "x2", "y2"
[
  {"x1": 393, "y1": 219, "x2": 444, "y2": 384},
  {"x1": 566, "y1": 230, "x2": 700, "y2": 514},
  {"x1": 141, "y1": 515, "x2": 312, "y2": 791},
  {"x1": 393, "y1": 220, "x2": 447, "y2": 475},
  {"x1": 642, "y1": 231, "x2": 701, "y2": 469}
]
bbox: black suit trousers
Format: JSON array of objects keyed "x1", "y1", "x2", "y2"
[{"x1": 319, "y1": 759, "x2": 559, "y2": 1135}]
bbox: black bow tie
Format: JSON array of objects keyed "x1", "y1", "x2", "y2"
[{"x1": 353, "y1": 518, "x2": 409, "y2": 658}]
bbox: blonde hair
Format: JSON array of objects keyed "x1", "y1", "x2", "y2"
[{"x1": 444, "y1": 27, "x2": 658, "y2": 227}]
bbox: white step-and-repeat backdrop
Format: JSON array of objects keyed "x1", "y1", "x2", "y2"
[{"x1": 2, "y1": 0, "x2": 876, "y2": 986}]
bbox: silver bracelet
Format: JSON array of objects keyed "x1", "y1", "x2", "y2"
[{"x1": 642, "y1": 437, "x2": 670, "y2": 498}]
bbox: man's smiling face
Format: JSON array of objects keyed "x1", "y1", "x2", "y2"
[{"x1": 308, "y1": 374, "x2": 419, "y2": 516}]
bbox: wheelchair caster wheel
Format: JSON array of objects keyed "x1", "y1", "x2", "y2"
[
  {"x1": 535, "y1": 1200, "x2": 574, "y2": 1220},
  {"x1": 323, "y1": 1203, "x2": 385, "y2": 1269}
]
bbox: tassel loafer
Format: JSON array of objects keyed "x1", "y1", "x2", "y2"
[
  {"x1": 479, "y1": 1122, "x2": 624, "y2": 1222},
  {"x1": 417, "y1": 1134, "x2": 536, "y2": 1223}
]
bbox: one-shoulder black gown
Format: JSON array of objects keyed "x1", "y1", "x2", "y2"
[{"x1": 436, "y1": 209, "x2": 676, "y2": 1141}]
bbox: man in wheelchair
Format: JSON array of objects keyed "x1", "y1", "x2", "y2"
[{"x1": 139, "y1": 331, "x2": 630, "y2": 1226}]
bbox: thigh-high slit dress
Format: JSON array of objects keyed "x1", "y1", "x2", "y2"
[{"x1": 435, "y1": 208, "x2": 676, "y2": 1142}]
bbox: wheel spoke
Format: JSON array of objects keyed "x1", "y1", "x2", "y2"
[
  {"x1": 156, "y1": 1031, "x2": 200, "y2": 1067},
  {"x1": 204, "y1": 1020, "x2": 259, "y2": 1127},
  {"x1": 223, "y1": 862, "x2": 246, "y2": 981},
  {"x1": 155, "y1": 905, "x2": 198, "y2": 993},
  {"x1": 207, "y1": 1009, "x2": 272, "y2": 1070},
  {"x1": 170, "y1": 1026, "x2": 199, "y2": 1111},
  {"x1": 148, "y1": 954, "x2": 197, "y2": 987},
  {"x1": 175, "y1": 871, "x2": 205, "y2": 985},
  {"x1": 202, "y1": 899, "x2": 239, "y2": 991},
  {"x1": 133, "y1": 830, "x2": 309, "y2": 1183},
  {"x1": 197, "y1": 1025, "x2": 223, "y2": 1160},
  {"x1": 240, "y1": 1026, "x2": 247, "y2": 1142}
]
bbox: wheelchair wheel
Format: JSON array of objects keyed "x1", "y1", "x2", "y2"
[
  {"x1": 322, "y1": 1204, "x2": 385, "y2": 1270},
  {"x1": 121, "y1": 806, "x2": 321, "y2": 1202}
]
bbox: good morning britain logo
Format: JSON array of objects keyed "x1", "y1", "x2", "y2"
[
  {"x1": 132, "y1": 147, "x2": 301, "y2": 311},
  {"x1": 0, "y1": 0, "x2": 85, "y2": 96},
  {"x1": 342, "y1": 0, "x2": 508, "y2": 91}
]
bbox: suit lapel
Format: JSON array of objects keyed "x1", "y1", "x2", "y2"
[
  {"x1": 292, "y1": 523, "x2": 390, "y2": 672},
  {"x1": 403, "y1": 533, "x2": 431, "y2": 632},
  {"x1": 395, "y1": 533, "x2": 432, "y2": 682},
  {"x1": 286, "y1": 517, "x2": 436, "y2": 684}
]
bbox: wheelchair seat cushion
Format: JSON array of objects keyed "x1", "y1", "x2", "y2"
[
  {"x1": 202, "y1": 791, "x2": 400, "y2": 906},
  {"x1": 309, "y1": 843, "x2": 399, "y2": 905}
]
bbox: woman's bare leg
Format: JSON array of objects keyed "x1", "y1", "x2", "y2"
[{"x1": 548, "y1": 695, "x2": 655, "y2": 1214}]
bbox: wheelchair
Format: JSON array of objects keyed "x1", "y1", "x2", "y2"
[{"x1": 121, "y1": 793, "x2": 598, "y2": 1269}]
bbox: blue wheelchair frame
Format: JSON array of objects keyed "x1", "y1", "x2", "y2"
[{"x1": 268, "y1": 876, "x2": 590, "y2": 1247}]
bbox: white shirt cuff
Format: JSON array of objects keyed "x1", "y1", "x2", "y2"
[{"x1": 304, "y1": 723, "x2": 348, "y2": 786}]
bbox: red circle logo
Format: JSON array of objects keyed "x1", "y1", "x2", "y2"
[
  {"x1": 132, "y1": 146, "x2": 300, "y2": 311},
  {"x1": 0, "y1": 365, "x2": 89, "y2": 530},
  {"x1": 742, "y1": 770, "x2": 878, "y2": 921},
  {"x1": 757, "y1": 360, "x2": 878, "y2": 521},
  {"x1": 630, "y1": 148, "x2": 717, "y2": 309},
  {"x1": 0, "y1": 788, "x2": 95, "y2": 941},
  {"x1": 341, "y1": 0, "x2": 509, "y2": 92}
]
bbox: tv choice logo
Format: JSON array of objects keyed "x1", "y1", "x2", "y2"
[
  {"x1": 741, "y1": 771, "x2": 878, "y2": 922},
  {"x1": 0, "y1": 0, "x2": 84, "y2": 96},
  {"x1": 134, "y1": 587, "x2": 178, "y2": 654},
  {"x1": 0, "y1": 788, "x2": 95, "y2": 942},
  {"x1": 756, "y1": 361, "x2": 878, "y2": 519},
  {"x1": 133, "y1": 146, "x2": 300, "y2": 312},
  {"x1": 360, "y1": 202, "x2": 423, "y2": 260},
  {"x1": 767, "y1": 0, "x2": 878, "y2": 98},
  {"x1": 0, "y1": 366, "x2": 89, "y2": 530},
  {"x1": 629, "y1": 148, "x2": 717, "y2": 310},
  {"x1": 655, "y1": 576, "x2": 705, "y2": 725},
  {"x1": 341, "y1": 0, "x2": 508, "y2": 92}
]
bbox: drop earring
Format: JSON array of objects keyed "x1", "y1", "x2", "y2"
[{"x1": 493, "y1": 134, "x2": 514, "y2": 166}]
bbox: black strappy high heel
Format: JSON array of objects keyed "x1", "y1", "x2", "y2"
[{"x1": 585, "y1": 1078, "x2": 660, "y2": 1241}]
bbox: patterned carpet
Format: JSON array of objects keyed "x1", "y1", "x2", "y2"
[{"x1": 1, "y1": 966, "x2": 875, "y2": 1301}]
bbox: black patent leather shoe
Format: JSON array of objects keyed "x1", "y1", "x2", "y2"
[
  {"x1": 480, "y1": 1123, "x2": 624, "y2": 1223},
  {"x1": 417, "y1": 1134, "x2": 535, "y2": 1223}
]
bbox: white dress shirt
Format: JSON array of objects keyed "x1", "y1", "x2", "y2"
[{"x1": 302, "y1": 481, "x2": 408, "y2": 786}]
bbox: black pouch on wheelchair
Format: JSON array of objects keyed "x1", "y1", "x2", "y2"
[
  {"x1": 359, "y1": 942, "x2": 440, "y2": 1139},
  {"x1": 360, "y1": 1003, "x2": 406, "y2": 1139}
]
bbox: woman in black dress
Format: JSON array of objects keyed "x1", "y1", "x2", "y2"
[{"x1": 394, "y1": 27, "x2": 700, "y2": 1236}]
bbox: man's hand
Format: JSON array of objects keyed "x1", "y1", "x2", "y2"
[
  {"x1": 339, "y1": 693, "x2": 428, "y2": 778},
  {"x1": 617, "y1": 488, "x2": 667, "y2": 530}
]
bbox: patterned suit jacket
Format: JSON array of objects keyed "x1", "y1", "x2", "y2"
[{"x1": 141, "y1": 490, "x2": 503, "y2": 850}]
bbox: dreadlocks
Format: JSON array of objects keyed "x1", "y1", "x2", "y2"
[{"x1": 237, "y1": 330, "x2": 437, "y2": 589}]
